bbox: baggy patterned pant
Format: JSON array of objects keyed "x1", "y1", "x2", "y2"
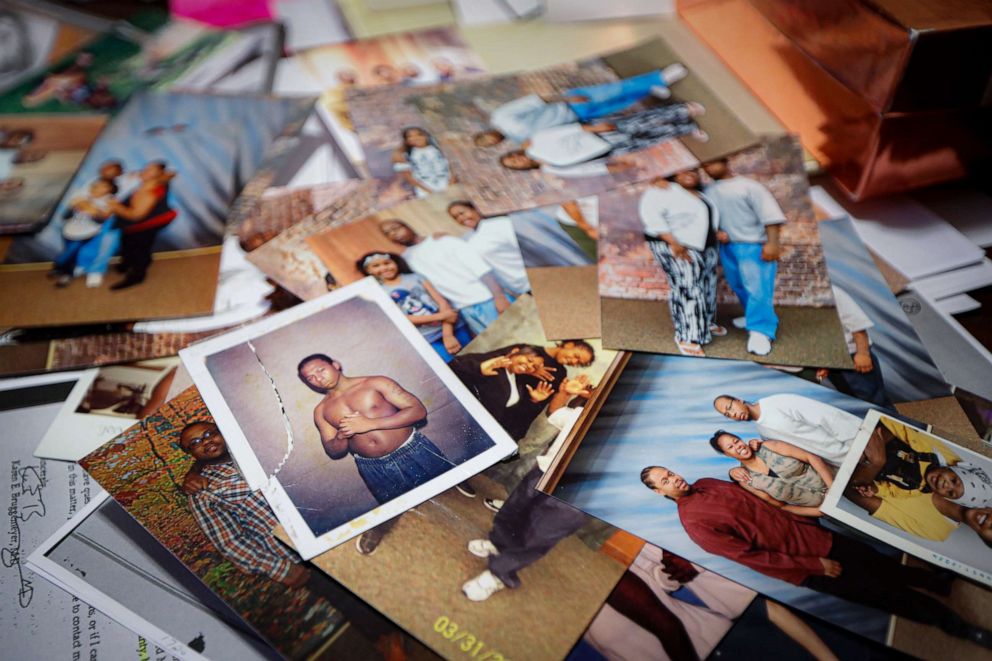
[
  {"x1": 648, "y1": 239, "x2": 719, "y2": 345},
  {"x1": 599, "y1": 103, "x2": 699, "y2": 155}
]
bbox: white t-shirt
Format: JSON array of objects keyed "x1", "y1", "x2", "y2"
[
  {"x1": 463, "y1": 216, "x2": 530, "y2": 294},
  {"x1": 404, "y1": 236, "x2": 493, "y2": 308},
  {"x1": 536, "y1": 405, "x2": 583, "y2": 473},
  {"x1": 62, "y1": 194, "x2": 112, "y2": 241},
  {"x1": 639, "y1": 183, "x2": 716, "y2": 252},
  {"x1": 755, "y1": 393, "x2": 862, "y2": 465},
  {"x1": 831, "y1": 285, "x2": 874, "y2": 354},
  {"x1": 0, "y1": 147, "x2": 16, "y2": 180},
  {"x1": 526, "y1": 123, "x2": 612, "y2": 168},
  {"x1": 543, "y1": 160, "x2": 610, "y2": 179},
  {"x1": 703, "y1": 176, "x2": 785, "y2": 243},
  {"x1": 555, "y1": 195, "x2": 599, "y2": 228},
  {"x1": 394, "y1": 145, "x2": 450, "y2": 195},
  {"x1": 488, "y1": 94, "x2": 577, "y2": 144}
]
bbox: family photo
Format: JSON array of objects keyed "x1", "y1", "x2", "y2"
[
  {"x1": 823, "y1": 410, "x2": 992, "y2": 587},
  {"x1": 290, "y1": 294, "x2": 631, "y2": 660},
  {"x1": 598, "y1": 135, "x2": 850, "y2": 367},
  {"x1": 181, "y1": 279, "x2": 515, "y2": 557},
  {"x1": 404, "y1": 37, "x2": 757, "y2": 216},
  {"x1": 0, "y1": 92, "x2": 308, "y2": 327},
  {"x1": 305, "y1": 189, "x2": 531, "y2": 361},
  {"x1": 546, "y1": 353, "x2": 992, "y2": 656}
]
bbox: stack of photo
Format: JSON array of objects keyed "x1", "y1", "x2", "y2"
[{"x1": 3, "y1": 2, "x2": 991, "y2": 661}]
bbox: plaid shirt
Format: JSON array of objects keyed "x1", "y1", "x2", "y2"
[{"x1": 188, "y1": 461, "x2": 298, "y2": 582}]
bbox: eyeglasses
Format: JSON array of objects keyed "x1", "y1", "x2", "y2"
[{"x1": 183, "y1": 428, "x2": 220, "y2": 449}]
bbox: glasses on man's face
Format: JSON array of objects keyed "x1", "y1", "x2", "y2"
[{"x1": 184, "y1": 427, "x2": 220, "y2": 449}]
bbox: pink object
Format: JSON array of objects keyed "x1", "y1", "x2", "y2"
[{"x1": 170, "y1": 0, "x2": 273, "y2": 27}]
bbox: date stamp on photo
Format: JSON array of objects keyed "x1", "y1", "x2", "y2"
[{"x1": 433, "y1": 615, "x2": 507, "y2": 660}]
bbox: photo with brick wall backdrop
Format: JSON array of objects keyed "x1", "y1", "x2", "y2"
[{"x1": 598, "y1": 134, "x2": 852, "y2": 368}]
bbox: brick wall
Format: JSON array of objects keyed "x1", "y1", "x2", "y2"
[{"x1": 599, "y1": 135, "x2": 834, "y2": 307}]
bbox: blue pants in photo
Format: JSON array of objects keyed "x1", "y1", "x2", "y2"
[
  {"x1": 459, "y1": 293, "x2": 516, "y2": 336},
  {"x1": 566, "y1": 70, "x2": 666, "y2": 121},
  {"x1": 354, "y1": 430, "x2": 455, "y2": 505},
  {"x1": 430, "y1": 324, "x2": 474, "y2": 363},
  {"x1": 719, "y1": 242, "x2": 778, "y2": 340}
]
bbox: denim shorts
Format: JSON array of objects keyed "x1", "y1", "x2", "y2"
[{"x1": 354, "y1": 430, "x2": 455, "y2": 504}]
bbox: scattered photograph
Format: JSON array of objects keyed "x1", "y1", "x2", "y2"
[
  {"x1": 34, "y1": 357, "x2": 179, "y2": 461},
  {"x1": 28, "y1": 493, "x2": 279, "y2": 661},
  {"x1": 597, "y1": 135, "x2": 850, "y2": 367},
  {"x1": 283, "y1": 27, "x2": 485, "y2": 170},
  {"x1": 816, "y1": 215, "x2": 951, "y2": 406},
  {"x1": 246, "y1": 178, "x2": 412, "y2": 300},
  {"x1": 404, "y1": 37, "x2": 757, "y2": 216},
  {"x1": 78, "y1": 386, "x2": 403, "y2": 659},
  {"x1": 545, "y1": 353, "x2": 992, "y2": 654},
  {"x1": 0, "y1": 114, "x2": 108, "y2": 234},
  {"x1": 822, "y1": 410, "x2": 992, "y2": 587},
  {"x1": 181, "y1": 278, "x2": 516, "y2": 557},
  {"x1": 279, "y1": 293, "x2": 632, "y2": 661},
  {"x1": 0, "y1": 92, "x2": 311, "y2": 327},
  {"x1": 509, "y1": 196, "x2": 601, "y2": 339},
  {"x1": 304, "y1": 188, "x2": 531, "y2": 362}
]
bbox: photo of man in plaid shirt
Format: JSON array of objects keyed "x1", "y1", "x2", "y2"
[{"x1": 178, "y1": 420, "x2": 310, "y2": 588}]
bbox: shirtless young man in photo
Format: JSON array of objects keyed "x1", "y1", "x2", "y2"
[{"x1": 298, "y1": 353, "x2": 455, "y2": 555}]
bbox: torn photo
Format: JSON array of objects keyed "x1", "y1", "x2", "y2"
[
  {"x1": 822, "y1": 410, "x2": 992, "y2": 587},
  {"x1": 34, "y1": 357, "x2": 180, "y2": 461},
  {"x1": 181, "y1": 277, "x2": 517, "y2": 557},
  {"x1": 597, "y1": 135, "x2": 850, "y2": 368},
  {"x1": 27, "y1": 492, "x2": 278, "y2": 661}
]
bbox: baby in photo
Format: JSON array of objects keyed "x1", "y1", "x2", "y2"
[{"x1": 51, "y1": 177, "x2": 119, "y2": 288}]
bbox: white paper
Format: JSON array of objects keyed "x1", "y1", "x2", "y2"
[
  {"x1": 0, "y1": 373, "x2": 176, "y2": 660},
  {"x1": 544, "y1": 0, "x2": 674, "y2": 21},
  {"x1": 935, "y1": 293, "x2": 981, "y2": 315},
  {"x1": 910, "y1": 259, "x2": 992, "y2": 301},
  {"x1": 181, "y1": 278, "x2": 517, "y2": 558},
  {"x1": 810, "y1": 186, "x2": 985, "y2": 281}
]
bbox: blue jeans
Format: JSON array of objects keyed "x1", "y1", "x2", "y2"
[
  {"x1": 77, "y1": 225, "x2": 121, "y2": 274},
  {"x1": 430, "y1": 324, "x2": 474, "y2": 363},
  {"x1": 353, "y1": 430, "x2": 455, "y2": 505},
  {"x1": 458, "y1": 293, "x2": 516, "y2": 335},
  {"x1": 719, "y1": 242, "x2": 778, "y2": 340},
  {"x1": 566, "y1": 70, "x2": 666, "y2": 121}
]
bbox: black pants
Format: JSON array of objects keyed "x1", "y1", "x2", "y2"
[
  {"x1": 119, "y1": 228, "x2": 161, "y2": 279},
  {"x1": 803, "y1": 534, "x2": 971, "y2": 638},
  {"x1": 488, "y1": 467, "x2": 588, "y2": 588},
  {"x1": 827, "y1": 348, "x2": 894, "y2": 408}
]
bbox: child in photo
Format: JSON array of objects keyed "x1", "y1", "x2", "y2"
[
  {"x1": 51, "y1": 177, "x2": 118, "y2": 288},
  {"x1": 357, "y1": 251, "x2": 471, "y2": 362},
  {"x1": 392, "y1": 126, "x2": 454, "y2": 197}
]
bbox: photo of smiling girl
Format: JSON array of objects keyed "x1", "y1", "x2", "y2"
[
  {"x1": 356, "y1": 250, "x2": 472, "y2": 361},
  {"x1": 392, "y1": 126, "x2": 454, "y2": 197}
]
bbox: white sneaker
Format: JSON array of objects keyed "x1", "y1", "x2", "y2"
[
  {"x1": 649, "y1": 84, "x2": 672, "y2": 100},
  {"x1": 462, "y1": 570, "x2": 505, "y2": 601},
  {"x1": 468, "y1": 539, "x2": 500, "y2": 558},
  {"x1": 732, "y1": 316, "x2": 747, "y2": 330},
  {"x1": 86, "y1": 273, "x2": 103, "y2": 288},
  {"x1": 747, "y1": 331, "x2": 772, "y2": 356},
  {"x1": 661, "y1": 63, "x2": 688, "y2": 85}
]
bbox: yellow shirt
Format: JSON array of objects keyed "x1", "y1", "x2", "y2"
[
  {"x1": 874, "y1": 491, "x2": 958, "y2": 541},
  {"x1": 874, "y1": 417, "x2": 961, "y2": 500}
]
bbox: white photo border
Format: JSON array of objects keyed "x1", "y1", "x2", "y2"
[
  {"x1": 822, "y1": 408, "x2": 992, "y2": 588},
  {"x1": 181, "y1": 276, "x2": 518, "y2": 558}
]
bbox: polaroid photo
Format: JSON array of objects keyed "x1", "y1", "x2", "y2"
[
  {"x1": 181, "y1": 277, "x2": 517, "y2": 557},
  {"x1": 509, "y1": 196, "x2": 601, "y2": 339},
  {"x1": 823, "y1": 410, "x2": 992, "y2": 587},
  {"x1": 0, "y1": 92, "x2": 311, "y2": 328},
  {"x1": 303, "y1": 187, "x2": 531, "y2": 364},
  {"x1": 597, "y1": 135, "x2": 851, "y2": 368},
  {"x1": 27, "y1": 492, "x2": 278, "y2": 661},
  {"x1": 402, "y1": 37, "x2": 758, "y2": 217},
  {"x1": 34, "y1": 357, "x2": 180, "y2": 461},
  {"x1": 270, "y1": 293, "x2": 633, "y2": 660}
]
